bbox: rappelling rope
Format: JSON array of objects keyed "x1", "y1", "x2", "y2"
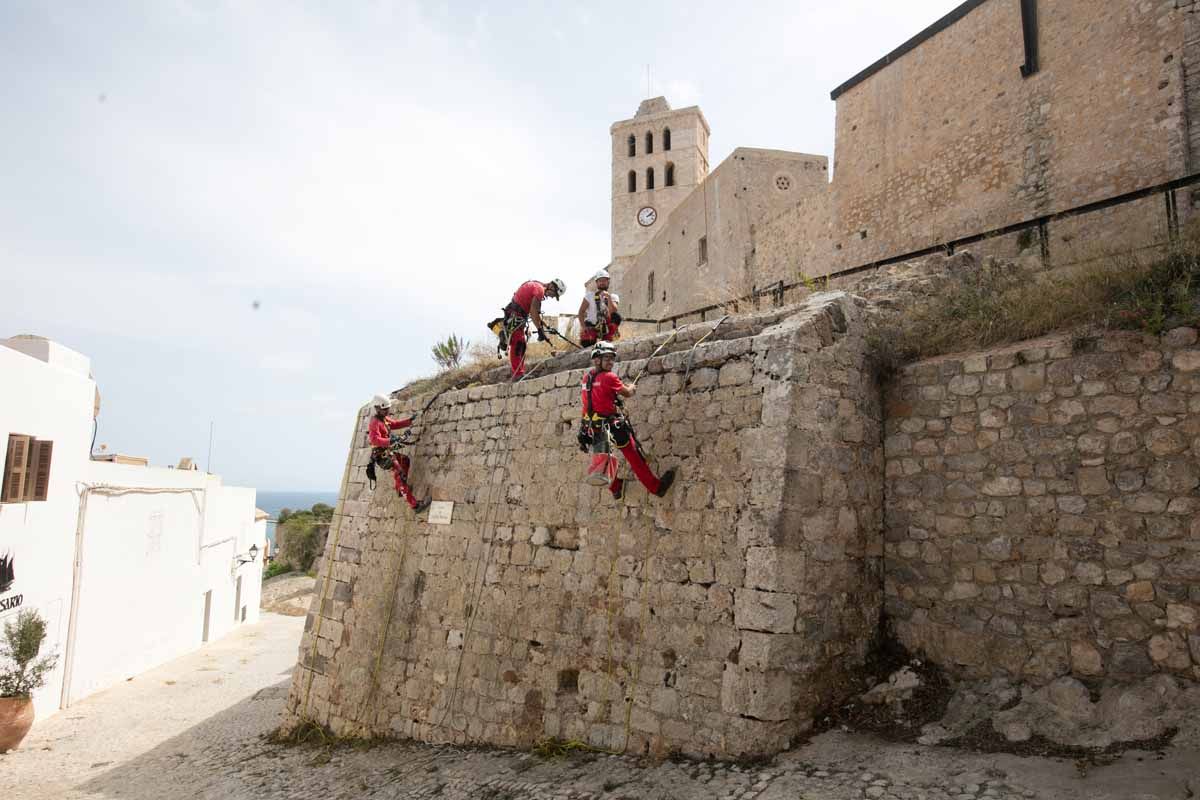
[
  {"x1": 617, "y1": 514, "x2": 659, "y2": 753},
  {"x1": 354, "y1": 511, "x2": 413, "y2": 733},
  {"x1": 433, "y1": 409, "x2": 520, "y2": 730}
]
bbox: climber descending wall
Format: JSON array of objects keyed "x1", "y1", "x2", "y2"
[{"x1": 284, "y1": 293, "x2": 883, "y2": 759}]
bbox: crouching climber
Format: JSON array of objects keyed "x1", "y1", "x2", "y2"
[
  {"x1": 577, "y1": 268, "x2": 621, "y2": 347},
  {"x1": 368, "y1": 394, "x2": 430, "y2": 514},
  {"x1": 493, "y1": 278, "x2": 566, "y2": 380},
  {"x1": 577, "y1": 342, "x2": 676, "y2": 500}
]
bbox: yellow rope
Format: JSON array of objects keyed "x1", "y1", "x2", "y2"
[
  {"x1": 618, "y1": 519, "x2": 658, "y2": 754},
  {"x1": 354, "y1": 511, "x2": 411, "y2": 733},
  {"x1": 434, "y1": 424, "x2": 517, "y2": 729},
  {"x1": 299, "y1": 410, "x2": 363, "y2": 720}
]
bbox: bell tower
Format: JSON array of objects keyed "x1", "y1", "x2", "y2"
[{"x1": 609, "y1": 97, "x2": 710, "y2": 289}]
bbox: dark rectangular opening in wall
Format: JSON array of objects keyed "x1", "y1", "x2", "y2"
[
  {"x1": 1019, "y1": 0, "x2": 1040, "y2": 77},
  {"x1": 698, "y1": 236, "x2": 708, "y2": 265},
  {"x1": 647, "y1": 271, "x2": 655, "y2": 306}
]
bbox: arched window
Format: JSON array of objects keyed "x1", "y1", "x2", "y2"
[
  {"x1": 627, "y1": 134, "x2": 636, "y2": 157},
  {"x1": 628, "y1": 170, "x2": 636, "y2": 193},
  {"x1": 665, "y1": 162, "x2": 675, "y2": 187},
  {"x1": 645, "y1": 132, "x2": 653, "y2": 154},
  {"x1": 646, "y1": 167, "x2": 655, "y2": 190},
  {"x1": 663, "y1": 128, "x2": 671, "y2": 151}
]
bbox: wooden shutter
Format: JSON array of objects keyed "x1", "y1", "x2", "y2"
[
  {"x1": 2, "y1": 435, "x2": 31, "y2": 503},
  {"x1": 28, "y1": 440, "x2": 53, "y2": 501}
]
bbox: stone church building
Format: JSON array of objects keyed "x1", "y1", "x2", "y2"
[{"x1": 613, "y1": 0, "x2": 1200, "y2": 321}]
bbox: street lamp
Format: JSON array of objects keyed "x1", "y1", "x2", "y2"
[{"x1": 235, "y1": 543, "x2": 260, "y2": 566}]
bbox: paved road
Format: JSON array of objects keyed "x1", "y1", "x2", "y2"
[{"x1": 3, "y1": 612, "x2": 1197, "y2": 800}]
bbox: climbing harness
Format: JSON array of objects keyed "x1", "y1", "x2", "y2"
[{"x1": 488, "y1": 301, "x2": 529, "y2": 358}]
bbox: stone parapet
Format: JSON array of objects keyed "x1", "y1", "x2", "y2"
[{"x1": 286, "y1": 293, "x2": 883, "y2": 759}]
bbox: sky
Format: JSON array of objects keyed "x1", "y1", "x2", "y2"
[{"x1": 0, "y1": 0, "x2": 964, "y2": 491}]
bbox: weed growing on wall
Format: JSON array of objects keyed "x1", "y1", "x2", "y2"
[{"x1": 870, "y1": 242, "x2": 1200, "y2": 374}]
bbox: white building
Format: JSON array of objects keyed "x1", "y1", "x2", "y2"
[{"x1": 0, "y1": 335, "x2": 265, "y2": 721}]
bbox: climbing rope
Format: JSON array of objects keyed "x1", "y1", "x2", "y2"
[
  {"x1": 433, "y1": 424, "x2": 519, "y2": 729},
  {"x1": 354, "y1": 512, "x2": 413, "y2": 732}
]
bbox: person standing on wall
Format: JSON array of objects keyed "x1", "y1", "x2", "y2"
[
  {"x1": 368, "y1": 394, "x2": 430, "y2": 514},
  {"x1": 500, "y1": 278, "x2": 566, "y2": 380},
  {"x1": 577, "y1": 269, "x2": 621, "y2": 347},
  {"x1": 577, "y1": 342, "x2": 676, "y2": 501}
]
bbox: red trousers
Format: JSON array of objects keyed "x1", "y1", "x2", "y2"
[
  {"x1": 509, "y1": 326, "x2": 527, "y2": 380},
  {"x1": 587, "y1": 435, "x2": 661, "y2": 496},
  {"x1": 579, "y1": 322, "x2": 616, "y2": 346},
  {"x1": 391, "y1": 454, "x2": 418, "y2": 509}
]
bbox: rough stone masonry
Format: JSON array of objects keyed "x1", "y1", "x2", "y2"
[
  {"x1": 285, "y1": 293, "x2": 883, "y2": 758},
  {"x1": 885, "y1": 326, "x2": 1200, "y2": 685}
]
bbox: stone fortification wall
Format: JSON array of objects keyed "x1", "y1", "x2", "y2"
[
  {"x1": 884, "y1": 327, "x2": 1200, "y2": 684},
  {"x1": 286, "y1": 294, "x2": 883, "y2": 758}
]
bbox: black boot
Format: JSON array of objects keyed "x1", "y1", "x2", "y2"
[
  {"x1": 413, "y1": 498, "x2": 431, "y2": 514},
  {"x1": 654, "y1": 468, "x2": 677, "y2": 498}
]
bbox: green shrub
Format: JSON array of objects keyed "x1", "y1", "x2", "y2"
[
  {"x1": 263, "y1": 560, "x2": 294, "y2": 581},
  {"x1": 0, "y1": 610, "x2": 59, "y2": 698},
  {"x1": 274, "y1": 502, "x2": 334, "y2": 572},
  {"x1": 432, "y1": 333, "x2": 469, "y2": 371}
]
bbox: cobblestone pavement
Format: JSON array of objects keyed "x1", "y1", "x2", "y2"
[{"x1": 3, "y1": 612, "x2": 1197, "y2": 800}]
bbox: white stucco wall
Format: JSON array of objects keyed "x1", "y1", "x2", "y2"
[
  {"x1": 0, "y1": 339, "x2": 265, "y2": 721},
  {"x1": 0, "y1": 343, "x2": 94, "y2": 721}
]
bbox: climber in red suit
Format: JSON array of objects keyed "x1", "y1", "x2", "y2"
[
  {"x1": 501, "y1": 278, "x2": 565, "y2": 380},
  {"x1": 577, "y1": 342, "x2": 676, "y2": 500},
  {"x1": 368, "y1": 394, "x2": 430, "y2": 514}
]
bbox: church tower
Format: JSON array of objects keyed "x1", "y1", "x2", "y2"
[{"x1": 609, "y1": 97, "x2": 710, "y2": 288}]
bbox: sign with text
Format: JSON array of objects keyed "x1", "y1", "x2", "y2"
[{"x1": 427, "y1": 501, "x2": 454, "y2": 525}]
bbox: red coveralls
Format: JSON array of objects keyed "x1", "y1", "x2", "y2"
[
  {"x1": 580, "y1": 368, "x2": 663, "y2": 497},
  {"x1": 508, "y1": 281, "x2": 545, "y2": 380},
  {"x1": 369, "y1": 415, "x2": 418, "y2": 508}
]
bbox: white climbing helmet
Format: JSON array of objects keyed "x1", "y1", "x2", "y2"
[
  {"x1": 591, "y1": 269, "x2": 610, "y2": 283},
  {"x1": 371, "y1": 394, "x2": 391, "y2": 410},
  {"x1": 591, "y1": 341, "x2": 618, "y2": 360},
  {"x1": 548, "y1": 278, "x2": 566, "y2": 298}
]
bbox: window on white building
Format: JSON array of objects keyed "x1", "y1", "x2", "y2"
[{"x1": 2, "y1": 434, "x2": 53, "y2": 503}]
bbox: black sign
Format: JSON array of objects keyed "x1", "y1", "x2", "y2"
[
  {"x1": 0, "y1": 595, "x2": 21, "y2": 612},
  {"x1": 0, "y1": 553, "x2": 12, "y2": 595}
]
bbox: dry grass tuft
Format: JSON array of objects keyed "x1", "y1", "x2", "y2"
[
  {"x1": 870, "y1": 241, "x2": 1200, "y2": 377},
  {"x1": 531, "y1": 736, "x2": 597, "y2": 759},
  {"x1": 391, "y1": 332, "x2": 569, "y2": 401},
  {"x1": 267, "y1": 718, "x2": 386, "y2": 751}
]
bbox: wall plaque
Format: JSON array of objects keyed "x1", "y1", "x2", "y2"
[{"x1": 427, "y1": 501, "x2": 454, "y2": 525}]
